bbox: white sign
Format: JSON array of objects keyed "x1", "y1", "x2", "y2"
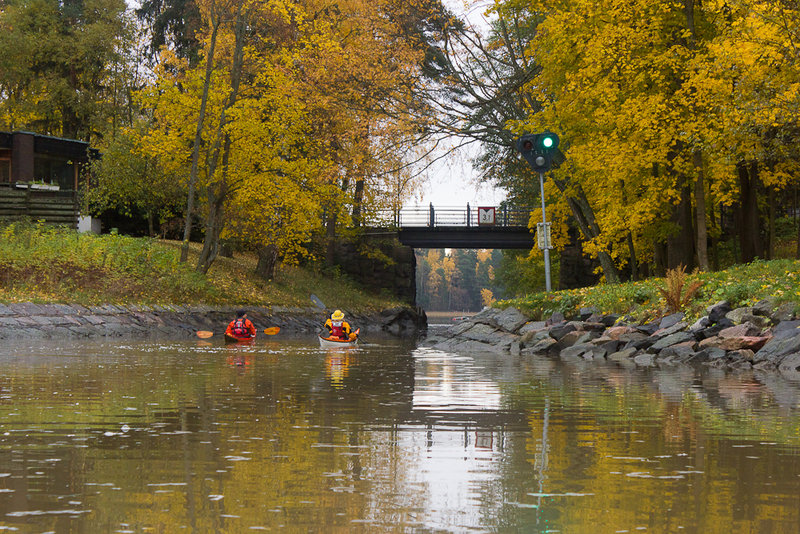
[
  {"x1": 478, "y1": 206, "x2": 496, "y2": 226},
  {"x1": 537, "y1": 222, "x2": 552, "y2": 250}
]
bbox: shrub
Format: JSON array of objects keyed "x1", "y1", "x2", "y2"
[{"x1": 659, "y1": 265, "x2": 703, "y2": 314}]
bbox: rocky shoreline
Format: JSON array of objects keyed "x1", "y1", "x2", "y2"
[
  {"x1": 0, "y1": 302, "x2": 426, "y2": 340},
  {"x1": 423, "y1": 299, "x2": 800, "y2": 377}
]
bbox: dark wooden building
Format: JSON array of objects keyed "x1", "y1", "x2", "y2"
[{"x1": 0, "y1": 130, "x2": 95, "y2": 228}]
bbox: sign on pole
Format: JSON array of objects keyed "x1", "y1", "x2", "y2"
[{"x1": 537, "y1": 222, "x2": 552, "y2": 250}]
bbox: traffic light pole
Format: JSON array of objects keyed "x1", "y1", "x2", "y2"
[{"x1": 539, "y1": 170, "x2": 552, "y2": 292}]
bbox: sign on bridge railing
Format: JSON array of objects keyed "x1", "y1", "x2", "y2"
[{"x1": 368, "y1": 205, "x2": 533, "y2": 228}]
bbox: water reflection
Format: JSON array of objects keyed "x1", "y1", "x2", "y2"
[{"x1": 0, "y1": 337, "x2": 798, "y2": 532}]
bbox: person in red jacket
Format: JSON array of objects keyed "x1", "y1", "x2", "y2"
[{"x1": 225, "y1": 310, "x2": 256, "y2": 339}]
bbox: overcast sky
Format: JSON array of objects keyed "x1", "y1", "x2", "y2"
[{"x1": 408, "y1": 0, "x2": 505, "y2": 209}]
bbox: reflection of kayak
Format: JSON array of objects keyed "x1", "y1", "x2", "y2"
[
  {"x1": 318, "y1": 329, "x2": 359, "y2": 348},
  {"x1": 225, "y1": 333, "x2": 255, "y2": 343}
]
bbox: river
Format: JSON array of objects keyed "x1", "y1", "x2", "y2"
[{"x1": 0, "y1": 331, "x2": 799, "y2": 532}]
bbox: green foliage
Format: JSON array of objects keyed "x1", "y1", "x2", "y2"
[
  {"x1": 0, "y1": 220, "x2": 399, "y2": 310},
  {"x1": 498, "y1": 258, "x2": 800, "y2": 323},
  {"x1": 0, "y1": 220, "x2": 214, "y2": 303}
]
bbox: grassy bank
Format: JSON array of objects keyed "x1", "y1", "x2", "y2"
[
  {"x1": 0, "y1": 220, "x2": 400, "y2": 311},
  {"x1": 498, "y1": 259, "x2": 800, "y2": 323}
]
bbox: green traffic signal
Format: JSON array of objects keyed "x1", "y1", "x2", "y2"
[
  {"x1": 515, "y1": 132, "x2": 562, "y2": 172},
  {"x1": 540, "y1": 132, "x2": 559, "y2": 150}
]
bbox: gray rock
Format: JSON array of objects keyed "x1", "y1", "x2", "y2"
[
  {"x1": 634, "y1": 353, "x2": 656, "y2": 366},
  {"x1": 707, "y1": 301, "x2": 732, "y2": 323},
  {"x1": 557, "y1": 330, "x2": 589, "y2": 349},
  {"x1": 579, "y1": 307, "x2": 598, "y2": 321},
  {"x1": 771, "y1": 302, "x2": 797, "y2": 322},
  {"x1": 659, "y1": 313, "x2": 685, "y2": 330},
  {"x1": 654, "y1": 321, "x2": 688, "y2": 337},
  {"x1": 524, "y1": 337, "x2": 558, "y2": 355},
  {"x1": 547, "y1": 311, "x2": 566, "y2": 325},
  {"x1": 600, "y1": 314, "x2": 622, "y2": 327},
  {"x1": 608, "y1": 347, "x2": 637, "y2": 361},
  {"x1": 659, "y1": 342, "x2": 697, "y2": 359},
  {"x1": 559, "y1": 343, "x2": 596, "y2": 360},
  {"x1": 728, "y1": 349, "x2": 755, "y2": 361},
  {"x1": 636, "y1": 321, "x2": 660, "y2": 335},
  {"x1": 651, "y1": 332, "x2": 696, "y2": 351},
  {"x1": 690, "y1": 316, "x2": 711, "y2": 331},
  {"x1": 495, "y1": 307, "x2": 529, "y2": 333},
  {"x1": 778, "y1": 353, "x2": 800, "y2": 379},
  {"x1": 726, "y1": 307, "x2": 755, "y2": 324},
  {"x1": 519, "y1": 321, "x2": 547, "y2": 336},
  {"x1": 549, "y1": 323, "x2": 577, "y2": 341},
  {"x1": 740, "y1": 313, "x2": 771, "y2": 329},
  {"x1": 754, "y1": 297, "x2": 777, "y2": 316},
  {"x1": 462, "y1": 323, "x2": 500, "y2": 343},
  {"x1": 755, "y1": 322, "x2": 800, "y2": 362},
  {"x1": 447, "y1": 320, "x2": 474, "y2": 336},
  {"x1": 618, "y1": 331, "x2": 648, "y2": 343}
]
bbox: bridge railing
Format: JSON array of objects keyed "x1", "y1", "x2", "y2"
[{"x1": 367, "y1": 205, "x2": 533, "y2": 228}]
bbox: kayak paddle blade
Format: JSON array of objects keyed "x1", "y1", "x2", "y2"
[
  {"x1": 197, "y1": 331, "x2": 214, "y2": 339},
  {"x1": 264, "y1": 327, "x2": 281, "y2": 335}
]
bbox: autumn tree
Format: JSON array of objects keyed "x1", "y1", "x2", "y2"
[{"x1": 0, "y1": 0, "x2": 134, "y2": 141}]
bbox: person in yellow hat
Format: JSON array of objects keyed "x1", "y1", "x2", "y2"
[{"x1": 324, "y1": 309, "x2": 352, "y2": 340}]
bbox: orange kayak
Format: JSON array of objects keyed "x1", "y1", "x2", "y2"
[{"x1": 225, "y1": 333, "x2": 255, "y2": 343}]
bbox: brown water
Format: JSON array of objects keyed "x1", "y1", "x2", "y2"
[{"x1": 0, "y1": 334, "x2": 799, "y2": 533}]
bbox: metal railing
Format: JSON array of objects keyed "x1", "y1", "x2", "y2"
[{"x1": 366, "y1": 204, "x2": 533, "y2": 228}]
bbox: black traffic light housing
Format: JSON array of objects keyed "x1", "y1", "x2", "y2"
[{"x1": 516, "y1": 132, "x2": 563, "y2": 172}]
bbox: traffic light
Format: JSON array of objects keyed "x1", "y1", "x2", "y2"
[{"x1": 516, "y1": 132, "x2": 562, "y2": 172}]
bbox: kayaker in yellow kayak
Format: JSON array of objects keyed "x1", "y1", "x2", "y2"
[{"x1": 324, "y1": 310, "x2": 352, "y2": 340}]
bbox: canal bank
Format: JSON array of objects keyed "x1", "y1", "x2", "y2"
[
  {"x1": 0, "y1": 302, "x2": 426, "y2": 340},
  {"x1": 422, "y1": 299, "x2": 800, "y2": 376}
]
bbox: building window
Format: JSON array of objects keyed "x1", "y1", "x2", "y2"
[{"x1": 34, "y1": 155, "x2": 74, "y2": 190}]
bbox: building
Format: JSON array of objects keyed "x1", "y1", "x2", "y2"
[{"x1": 0, "y1": 130, "x2": 97, "y2": 229}]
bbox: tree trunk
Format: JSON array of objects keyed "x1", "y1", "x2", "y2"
[
  {"x1": 352, "y1": 177, "x2": 364, "y2": 227},
  {"x1": 255, "y1": 244, "x2": 279, "y2": 279},
  {"x1": 180, "y1": 16, "x2": 221, "y2": 263},
  {"x1": 736, "y1": 160, "x2": 763, "y2": 262},
  {"x1": 694, "y1": 151, "x2": 709, "y2": 270},
  {"x1": 626, "y1": 232, "x2": 638, "y2": 281},
  {"x1": 666, "y1": 172, "x2": 695, "y2": 270},
  {"x1": 326, "y1": 208, "x2": 337, "y2": 267},
  {"x1": 557, "y1": 183, "x2": 620, "y2": 284},
  {"x1": 768, "y1": 186, "x2": 775, "y2": 260},
  {"x1": 195, "y1": 4, "x2": 247, "y2": 274},
  {"x1": 147, "y1": 210, "x2": 155, "y2": 237}
]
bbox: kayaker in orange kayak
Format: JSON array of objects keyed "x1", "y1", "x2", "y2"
[
  {"x1": 324, "y1": 309, "x2": 352, "y2": 340},
  {"x1": 226, "y1": 310, "x2": 256, "y2": 340}
]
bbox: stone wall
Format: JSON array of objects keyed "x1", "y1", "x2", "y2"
[
  {"x1": 332, "y1": 237, "x2": 416, "y2": 305},
  {"x1": 0, "y1": 302, "x2": 426, "y2": 340},
  {"x1": 423, "y1": 298, "x2": 800, "y2": 377}
]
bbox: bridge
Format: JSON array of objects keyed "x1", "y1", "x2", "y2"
[{"x1": 367, "y1": 204, "x2": 536, "y2": 249}]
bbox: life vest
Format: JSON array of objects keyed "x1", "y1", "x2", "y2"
[
  {"x1": 330, "y1": 319, "x2": 345, "y2": 338},
  {"x1": 232, "y1": 318, "x2": 249, "y2": 337}
]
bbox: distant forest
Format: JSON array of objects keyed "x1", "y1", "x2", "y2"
[{"x1": 416, "y1": 249, "x2": 554, "y2": 312}]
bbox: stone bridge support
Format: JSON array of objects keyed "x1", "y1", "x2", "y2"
[{"x1": 331, "y1": 236, "x2": 416, "y2": 305}]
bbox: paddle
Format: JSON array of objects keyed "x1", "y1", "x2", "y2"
[{"x1": 196, "y1": 327, "x2": 280, "y2": 339}]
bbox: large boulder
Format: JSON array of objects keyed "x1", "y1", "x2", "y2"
[
  {"x1": 494, "y1": 307, "x2": 529, "y2": 333},
  {"x1": 755, "y1": 320, "x2": 800, "y2": 362}
]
